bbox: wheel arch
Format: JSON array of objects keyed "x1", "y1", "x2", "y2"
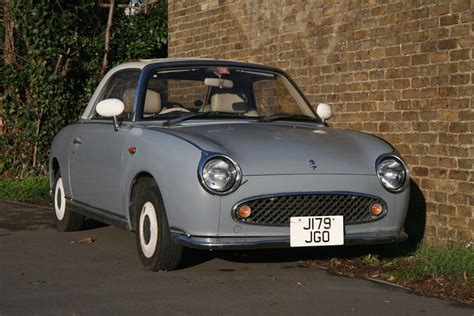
[
  {"x1": 52, "y1": 157, "x2": 60, "y2": 174},
  {"x1": 128, "y1": 171, "x2": 160, "y2": 231},
  {"x1": 49, "y1": 157, "x2": 60, "y2": 190}
]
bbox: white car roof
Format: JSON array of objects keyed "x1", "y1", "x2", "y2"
[{"x1": 111, "y1": 58, "x2": 229, "y2": 70}]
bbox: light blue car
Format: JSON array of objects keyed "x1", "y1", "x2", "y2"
[{"x1": 49, "y1": 59, "x2": 410, "y2": 270}]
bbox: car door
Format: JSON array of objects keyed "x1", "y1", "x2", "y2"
[{"x1": 68, "y1": 70, "x2": 140, "y2": 215}]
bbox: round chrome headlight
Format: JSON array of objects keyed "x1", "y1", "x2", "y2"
[
  {"x1": 200, "y1": 156, "x2": 241, "y2": 194},
  {"x1": 376, "y1": 156, "x2": 408, "y2": 192}
]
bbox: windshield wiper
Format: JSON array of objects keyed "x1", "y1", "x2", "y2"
[
  {"x1": 259, "y1": 114, "x2": 317, "y2": 123},
  {"x1": 163, "y1": 111, "x2": 245, "y2": 127}
]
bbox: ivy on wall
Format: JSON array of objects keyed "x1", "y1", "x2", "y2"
[{"x1": 0, "y1": 0, "x2": 167, "y2": 177}]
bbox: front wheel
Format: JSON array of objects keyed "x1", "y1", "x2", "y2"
[
  {"x1": 134, "y1": 186, "x2": 183, "y2": 271},
  {"x1": 53, "y1": 170, "x2": 84, "y2": 231}
]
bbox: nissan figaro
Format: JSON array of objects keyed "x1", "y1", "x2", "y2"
[{"x1": 49, "y1": 59, "x2": 409, "y2": 270}]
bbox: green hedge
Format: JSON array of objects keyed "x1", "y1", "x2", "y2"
[{"x1": 0, "y1": 176, "x2": 49, "y2": 203}]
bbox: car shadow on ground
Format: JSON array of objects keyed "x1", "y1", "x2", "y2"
[
  {"x1": 82, "y1": 218, "x2": 109, "y2": 230},
  {"x1": 180, "y1": 243, "x2": 415, "y2": 270}
]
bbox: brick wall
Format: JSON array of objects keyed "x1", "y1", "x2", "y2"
[{"x1": 168, "y1": 0, "x2": 473, "y2": 247}]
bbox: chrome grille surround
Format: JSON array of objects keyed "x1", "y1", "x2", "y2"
[{"x1": 232, "y1": 192, "x2": 387, "y2": 226}]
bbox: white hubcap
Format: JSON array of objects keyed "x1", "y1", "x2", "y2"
[
  {"x1": 54, "y1": 178, "x2": 66, "y2": 221},
  {"x1": 139, "y1": 202, "x2": 158, "y2": 258}
]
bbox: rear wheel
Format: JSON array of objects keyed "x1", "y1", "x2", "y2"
[
  {"x1": 53, "y1": 170, "x2": 84, "y2": 231},
  {"x1": 134, "y1": 183, "x2": 183, "y2": 271}
]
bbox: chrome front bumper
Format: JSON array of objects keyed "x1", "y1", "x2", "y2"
[{"x1": 171, "y1": 230, "x2": 408, "y2": 250}]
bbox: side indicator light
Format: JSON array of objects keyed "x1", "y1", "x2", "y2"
[{"x1": 128, "y1": 146, "x2": 137, "y2": 155}]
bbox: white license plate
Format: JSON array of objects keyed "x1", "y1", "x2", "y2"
[{"x1": 290, "y1": 216, "x2": 344, "y2": 247}]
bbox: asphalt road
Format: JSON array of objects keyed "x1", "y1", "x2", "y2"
[{"x1": 0, "y1": 201, "x2": 472, "y2": 315}]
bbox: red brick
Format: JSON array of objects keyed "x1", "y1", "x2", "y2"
[
  {"x1": 451, "y1": 0, "x2": 472, "y2": 12},
  {"x1": 450, "y1": 49, "x2": 470, "y2": 61},
  {"x1": 449, "y1": 193, "x2": 469, "y2": 205},
  {"x1": 449, "y1": 122, "x2": 470, "y2": 133},
  {"x1": 448, "y1": 217, "x2": 469, "y2": 229},
  {"x1": 438, "y1": 86, "x2": 456, "y2": 97},
  {"x1": 440, "y1": 14, "x2": 459, "y2": 26},
  {"x1": 430, "y1": 52, "x2": 449, "y2": 63},
  {"x1": 430, "y1": 4, "x2": 449, "y2": 16},
  {"x1": 438, "y1": 204, "x2": 456, "y2": 216},
  {"x1": 412, "y1": 78, "x2": 429, "y2": 88},
  {"x1": 438, "y1": 39, "x2": 457, "y2": 50},
  {"x1": 401, "y1": 43, "x2": 419, "y2": 54}
]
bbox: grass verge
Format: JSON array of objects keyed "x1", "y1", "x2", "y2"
[
  {"x1": 0, "y1": 176, "x2": 50, "y2": 205},
  {"x1": 309, "y1": 244, "x2": 473, "y2": 304},
  {"x1": 392, "y1": 246, "x2": 473, "y2": 280}
]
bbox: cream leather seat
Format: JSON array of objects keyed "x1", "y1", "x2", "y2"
[
  {"x1": 122, "y1": 88, "x2": 161, "y2": 116},
  {"x1": 201, "y1": 91, "x2": 259, "y2": 117}
]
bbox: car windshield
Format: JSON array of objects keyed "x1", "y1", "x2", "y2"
[{"x1": 141, "y1": 66, "x2": 319, "y2": 123}]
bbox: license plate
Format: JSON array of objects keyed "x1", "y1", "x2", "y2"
[{"x1": 290, "y1": 216, "x2": 344, "y2": 247}]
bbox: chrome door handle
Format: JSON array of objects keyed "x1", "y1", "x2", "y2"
[{"x1": 73, "y1": 138, "x2": 82, "y2": 145}]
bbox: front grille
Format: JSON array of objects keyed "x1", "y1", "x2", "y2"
[{"x1": 233, "y1": 193, "x2": 385, "y2": 226}]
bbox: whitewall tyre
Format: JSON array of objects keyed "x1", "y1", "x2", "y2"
[
  {"x1": 134, "y1": 185, "x2": 183, "y2": 271},
  {"x1": 139, "y1": 202, "x2": 159, "y2": 258},
  {"x1": 54, "y1": 177, "x2": 66, "y2": 221},
  {"x1": 53, "y1": 171, "x2": 84, "y2": 232}
]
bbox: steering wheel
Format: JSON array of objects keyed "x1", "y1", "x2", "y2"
[{"x1": 159, "y1": 107, "x2": 191, "y2": 114}]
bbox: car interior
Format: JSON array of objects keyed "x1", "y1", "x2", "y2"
[{"x1": 141, "y1": 67, "x2": 276, "y2": 119}]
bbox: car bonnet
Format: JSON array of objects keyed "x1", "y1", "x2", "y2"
[{"x1": 150, "y1": 122, "x2": 394, "y2": 176}]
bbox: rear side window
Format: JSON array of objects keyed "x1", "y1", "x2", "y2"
[{"x1": 92, "y1": 70, "x2": 140, "y2": 120}]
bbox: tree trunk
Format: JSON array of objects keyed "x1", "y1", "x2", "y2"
[
  {"x1": 4, "y1": 0, "x2": 16, "y2": 66},
  {"x1": 2, "y1": 0, "x2": 16, "y2": 136},
  {"x1": 101, "y1": 0, "x2": 115, "y2": 76}
]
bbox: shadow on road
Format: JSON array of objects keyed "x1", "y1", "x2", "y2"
[{"x1": 82, "y1": 218, "x2": 109, "y2": 230}]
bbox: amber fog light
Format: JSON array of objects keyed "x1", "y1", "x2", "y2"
[
  {"x1": 371, "y1": 202, "x2": 384, "y2": 216},
  {"x1": 237, "y1": 204, "x2": 252, "y2": 218}
]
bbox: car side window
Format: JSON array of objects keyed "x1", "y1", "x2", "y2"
[{"x1": 92, "y1": 70, "x2": 140, "y2": 120}]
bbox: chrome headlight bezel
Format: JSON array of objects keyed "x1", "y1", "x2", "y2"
[
  {"x1": 376, "y1": 154, "x2": 409, "y2": 193},
  {"x1": 198, "y1": 154, "x2": 242, "y2": 195}
]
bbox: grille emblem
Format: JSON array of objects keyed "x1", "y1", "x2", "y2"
[{"x1": 309, "y1": 159, "x2": 317, "y2": 170}]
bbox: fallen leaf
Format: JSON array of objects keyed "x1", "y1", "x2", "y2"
[
  {"x1": 387, "y1": 275, "x2": 397, "y2": 282},
  {"x1": 70, "y1": 237, "x2": 94, "y2": 244}
]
